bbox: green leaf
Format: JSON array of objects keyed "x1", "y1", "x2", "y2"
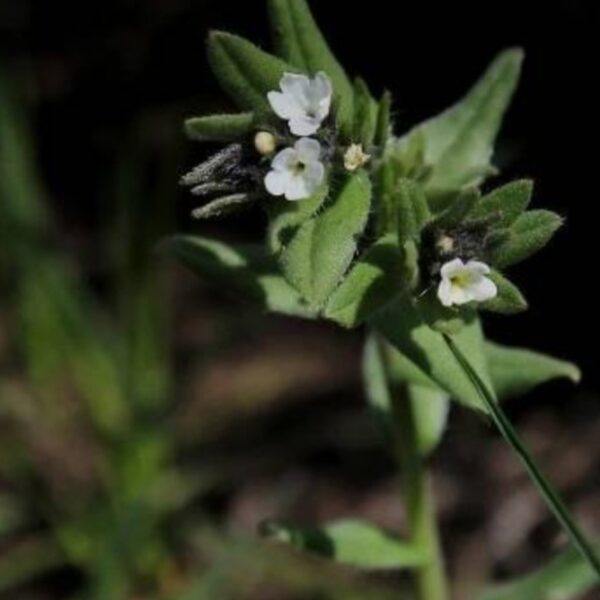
[
  {"x1": 409, "y1": 385, "x2": 451, "y2": 457},
  {"x1": 375, "y1": 91, "x2": 393, "y2": 149},
  {"x1": 363, "y1": 334, "x2": 451, "y2": 456},
  {"x1": 416, "y1": 291, "x2": 472, "y2": 336},
  {"x1": 324, "y1": 234, "x2": 404, "y2": 328},
  {"x1": 469, "y1": 179, "x2": 533, "y2": 228},
  {"x1": 480, "y1": 542, "x2": 600, "y2": 600},
  {"x1": 184, "y1": 112, "x2": 255, "y2": 142},
  {"x1": 371, "y1": 299, "x2": 494, "y2": 412},
  {"x1": 19, "y1": 259, "x2": 130, "y2": 435},
  {"x1": 112, "y1": 128, "x2": 174, "y2": 413},
  {"x1": 266, "y1": 183, "x2": 329, "y2": 254},
  {"x1": 481, "y1": 270, "x2": 528, "y2": 314},
  {"x1": 486, "y1": 342, "x2": 580, "y2": 401},
  {"x1": 261, "y1": 519, "x2": 426, "y2": 570},
  {"x1": 266, "y1": 0, "x2": 355, "y2": 137},
  {"x1": 490, "y1": 210, "x2": 563, "y2": 269},
  {"x1": 395, "y1": 48, "x2": 523, "y2": 193},
  {"x1": 434, "y1": 187, "x2": 481, "y2": 229},
  {"x1": 165, "y1": 235, "x2": 316, "y2": 318},
  {"x1": 375, "y1": 160, "x2": 397, "y2": 236},
  {"x1": 279, "y1": 171, "x2": 372, "y2": 308},
  {"x1": 396, "y1": 178, "x2": 431, "y2": 243},
  {"x1": 268, "y1": 0, "x2": 309, "y2": 69},
  {"x1": 207, "y1": 31, "x2": 295, "y2": 116},
  {"x1": 353, "y1": 78, "x2": 379, "y2": 148}
]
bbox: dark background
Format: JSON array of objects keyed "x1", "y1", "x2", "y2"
[
  {"x1": 0, "y1": 1, "x2": 599, "y2": 597},
  {"x1": 2, "y1": 0, "x2": 598, "y2": 386}
]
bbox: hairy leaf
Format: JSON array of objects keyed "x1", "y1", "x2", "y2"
[
  {"x1": 371, "y1": 300, "x2": 494, "y2": 412},
  {"x1": 434, "y1": 187, "x2": 481, "y2": 229},
  {"x1": 266, "y1": 184, "x2": 329, "y2": 254},
  {"x1": 469, "y1": 179, "x2": 533, "y2": 228},
  {"x1": 396, "y1": 178, "x2": 431, "y2": 243},
  {"x1": 207, "y1": 31, "x2": 295, "y2": 116},
  {"x1": 416, "y1": 292, "x2": 472, "y2": 336},
  {"x1": 486, "y1": 342, "x2": 580, "y2": 401},
  {"x1": 482, "y1": 270, "x2": 528, "y2": 314},
  {"x1": 280, "y1": 171, "x2": 371, "y2": 308},
  {"x1": 166, "y1": 235, "x2": 316, "y2": 318},
  {"x1": 353, "y1": 78, "x2": 379, "y2": 148},
  {"x1": 491, "y1": 210, "x2": 563, "y2": 269},
  {"x1": 324, "y1": 234, "x2": 404, "y2": 328},
  {"x1": 184, "y1": 112, "x2": 255, "y2": 142},
  {"x1": 395, "y1": 49, "x2": 523, "y2": 193},
  {"x1": 375, "y1": 91, "x2": 393, "y2": 149}
]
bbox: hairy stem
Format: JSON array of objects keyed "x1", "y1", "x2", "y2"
[
  {"x1": 392, "y1": 385, "x2": 449, "y2": 600},
  {"x1": 444, "y1": 333, "x2": 600, "y2": 579}
]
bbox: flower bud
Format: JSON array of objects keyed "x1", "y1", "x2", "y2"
[{"x1": 254, "y1": 131, "x2": 277, "y2": 156}]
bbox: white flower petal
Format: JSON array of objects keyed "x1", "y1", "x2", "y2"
[
  {"x1": 285, "y1": 174, "x2": 311, "y2": 201},
  {"x1": 271, "y1": 147, "x2": 297, "y2": 171},
  {"x1": 466, "y1": 261, "x2": 491, "y2": 276},
  {"x1": 437, "y1": 278, "x2": 455, "y2": 307},
  {"x1": 268, "y1": 91, "x2": 303, "y2": 120},
  {"x1": 469, "y1": 277, "x2": 498, "y2": 302},
  {"x1": 280, "y1": 73, "x2": 311, "y2": 105},
  {"x1": 313, "y1": 72, "x2": 333, "y2": 102},
  {"x1": 288, "y1": 115, "x2": 321, "y2": 136},
  {"x1": 303, "y1": 161, "x2": 325, "y2": 195},
  {"x1": 264, "y1": 170, "x2": 290, "y2": 197},
  {"x1": 295, "y1": 137, "x2": 322, "y2": 163},
  {"x1": 308, "y1": 72, "x2": 333, "y2": 118},
  {"x1": 449, "y1": 285, "x2": 471, "y2": 306},
  {"x1": 269, "y1": 72, "x2": 333, "y2": 136},
  {"x1": 440, "y1": 258, "x2": 465, "y2": 279}
]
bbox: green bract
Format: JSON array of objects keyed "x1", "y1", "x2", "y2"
[{"x1": 170, "y1": 0, "x2": 577, "y2": 417}]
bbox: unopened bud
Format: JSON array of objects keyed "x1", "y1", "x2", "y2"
[
  {"x1": 254, "y1": 131, "x2": 277, "y2": 156},
  {"x1": 437, "y1": 235, "x2": 455, "y2": 254}
]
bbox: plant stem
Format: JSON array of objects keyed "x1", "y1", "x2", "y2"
[
  {"x1": 443, "y1": 334, "x2": 600, "y2": 579},
  {"x1": 392, "y1": 387, "x2": 450, "y2": 600}
]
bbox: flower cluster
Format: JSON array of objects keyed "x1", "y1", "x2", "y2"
[
  {"x1": 261, "y1": 75, "x2": 495, "y2": 304},
  {"x1": 263, "y1": 72, "x2": 331, "y2": 201},
  {"x1": 178, "y1": 11, "x2": 564, "y2": 316}
]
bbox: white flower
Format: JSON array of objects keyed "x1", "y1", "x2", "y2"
[
  {"x1": 264, "y1": 137, "x2": 325, "y2": 201},
  {"x1": 268, "y1": 72, "x2": 333, "y2": 137},
  {"x1": 344, "y1": 144, "x2": 371, "y2": 172},
  {"x1": 437, "y1": 258, "x2": 498, "y2": 307}
]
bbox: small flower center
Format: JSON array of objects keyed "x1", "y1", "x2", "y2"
[
  {"x1": 450, "y1": 272, "x2": 473, "y2": 288},
  {"x1": 293, "y1": 161, "x2": 307, "y2": 175}
]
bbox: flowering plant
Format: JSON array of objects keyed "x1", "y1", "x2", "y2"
[{"x1": 168, "y1": 0, "x2": 599, "y2": 596}]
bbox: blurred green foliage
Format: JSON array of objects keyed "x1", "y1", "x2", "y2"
[{"x1": 0, "y1": 68, "x2": 411, "y2": 599}]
